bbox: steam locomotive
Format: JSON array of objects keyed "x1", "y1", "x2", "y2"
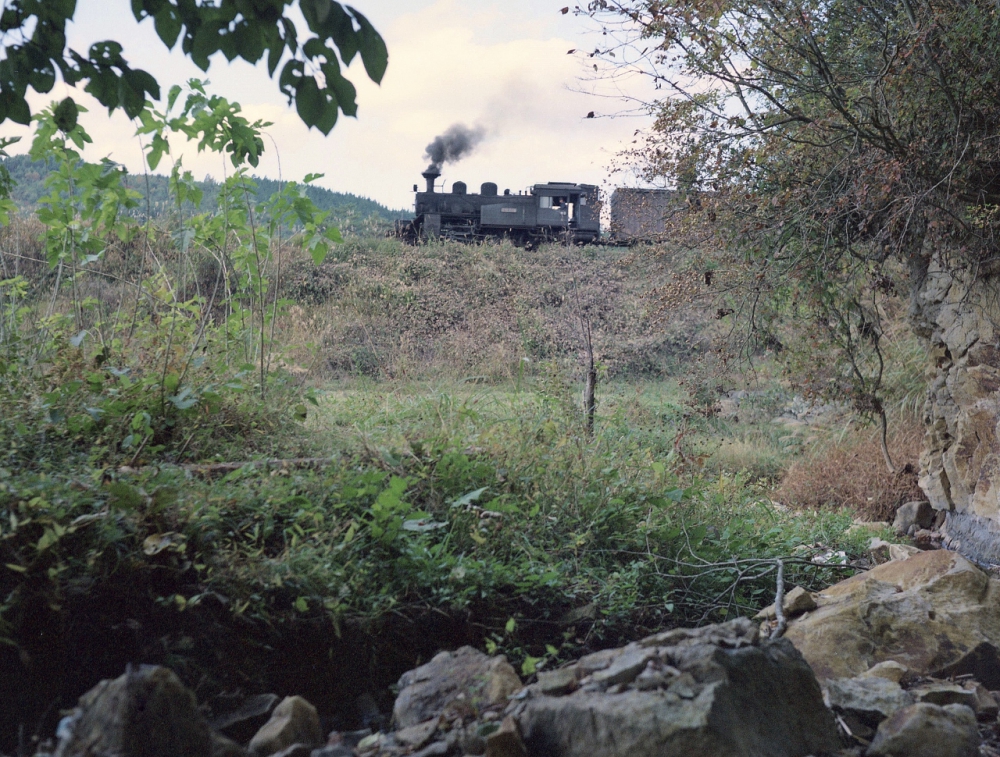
[{"x1": 395, "y1": 168, "x2": 601, "y2": 245}]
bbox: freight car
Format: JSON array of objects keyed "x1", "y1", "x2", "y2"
[{"x1": 395, "y1": 169, "x2": 601, "y2": 246}]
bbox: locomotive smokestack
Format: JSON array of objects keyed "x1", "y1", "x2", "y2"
[
  {"x1": 424, "y1": 123, "x2": 486, "y2": 173},
  {"x1": 421, "y1": 168, "x2": 440, "y2": 193}
]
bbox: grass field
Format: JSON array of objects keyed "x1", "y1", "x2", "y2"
[{"x1": 0, "y1": 230, "x2": 921, "y2": 745}]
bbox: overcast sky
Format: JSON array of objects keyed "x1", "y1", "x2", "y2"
[{"x1": 3, "y1": 0, "x2": 654, "y2": 210}]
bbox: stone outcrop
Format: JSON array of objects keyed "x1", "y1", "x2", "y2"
[
  {"x1": 911, "y1": 260, "x2": 1000, "y2": 564},
  {"x1": 510, "y1": 618, "x2": 840, "y2": 757},
  {"x1": 53, "y1": 665, "x2": 213, "y2": 757},
  {"x1": 783, "y1": 549, "x2": 1000, "y2": 683},
  {"x1": 392, "y1": 646, "x2": 522, "y2": 729}
]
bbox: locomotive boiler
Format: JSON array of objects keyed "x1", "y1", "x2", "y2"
[{"x1": 395, "y1": 169, "x2": 601, "y2": 246}]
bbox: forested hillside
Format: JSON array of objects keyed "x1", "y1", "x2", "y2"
[{"x1": 1, "y1": 154, "x2": 410, "y2": 228}]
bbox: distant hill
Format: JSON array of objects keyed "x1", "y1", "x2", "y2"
[{"x1": 1, "y1": 155, "x2": 411, "y2": 230}]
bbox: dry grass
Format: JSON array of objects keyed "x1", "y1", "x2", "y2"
[
  {"x1": 775, "y1": 417, "x2": 925, "y2": 521},
  {"x1": 275, "y1": 237, "x2": 713, "y2": 381}
]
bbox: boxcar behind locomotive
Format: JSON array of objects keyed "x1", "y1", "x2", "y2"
[{"x1": 395, "y1": 169, "x2": 600, "y2": 245}]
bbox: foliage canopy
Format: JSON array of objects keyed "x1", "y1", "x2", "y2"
[
  {"x1": 0, "y1": 0, "x2": 387, "y2": 135},
  {"x1": 586, "y1": 0, "x2": 1000, "y2": 464}
]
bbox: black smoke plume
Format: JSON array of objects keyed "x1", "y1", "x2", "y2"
[{"x1": 424, "y1": 123, "x2": 486, "y2": 172}]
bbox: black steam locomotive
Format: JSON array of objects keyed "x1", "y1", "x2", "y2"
[{"x1": 395, "y1": 169, "x2": 601, "y2": 246}]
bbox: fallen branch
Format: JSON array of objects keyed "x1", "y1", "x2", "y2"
[
  {"x1": 119, "y1": 457, "x2": 338, "y2": 479},
  {"x1": 770, "y1": 559, "x2": 787, "y2": 640}
]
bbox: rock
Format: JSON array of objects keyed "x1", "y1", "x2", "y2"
[
  {"x1": 783, "y1": 549, "x2": 1000, "y2": 684},
  {"x1": 514, "y1": 620, "x2": 840, "y2": 757},
  {"x1": 576, "y1": 648, "x2": 620, "y2": 674},
  {"x1": 823, "y1": 676, "x2": 914, "y2": 728},
  {"x1": 753, "y1": 586, "x2": 817, "y2": 622},
  {"x1": 868, "y1": 538, "x2": 893, "y2": 563},
  {"x1": 913, "y1": 263, "x2": 1000, "y2": 567},
  {"x1": 269, "y1": 746, "x2": 312, "y2": 757},
  {"x1": 409, "y1": 742, "x2": 452, "y2": 757},
  {"x1": 868, "y1": 540, "x2": 920, "y2": 564},
  {"x1": 590, "y1": 647, "x2": 658, "y2": 686},
  {"x1": 859, "y1": 661, "x2": 909, "y2": 684},
  {"x1": 457, "y1": 721, "x2": 492, "y2": 755},
  {"x1": 211, "y1": 733, "x2": 248, "y2": 757},
  {"x1": 866, "y1": 703, "x2": 980, "y2": 757},
  {"x1": 248, "y1": 697, "x2": 323, "y2": 757},
  {"x1": 909, "y1": 682, "x2": 980, "y2": 710},
  {"x1": 484, "y1": 716, "x2": 527, "y2": 757},
  {"x1": 632, "y1": 660, "x2": 681, "y2": 692},
  {"x1": 893, "y1": 501, "x2": 935, "y2": 536},
  {"x1": 393, "y1": 647, "x2": 522, "y2": 728},
  {"x1": 54, "y1": 665, "x2": 212, "y2": 757},
  {"x1": 210, "y1": 694, "x2": 280, "y2": 744},
  {"x1": 310, "y1": 748, "x2": 353, "y2": 757},
  {"x1": 395, "y1": 717, "x2": 440, "y2": 750},
  {"x1": 888, "y1": 543, "x2": 920, "y2": 562},
  {"x1": 537, "y1": 667, "x2": 579, "y2": 696},
  {"x1": 335, "y1": 729, "x2": 372, "y2": 749},
  {"x1": 912, "y1": 528, "x2": 938, "y2": 548},
  {"x1": 964, "y1": 680, "x2": 999, "y2": 720},
  {"x1": 355, "y1": 733, "x2": 382, "y2": 753}
]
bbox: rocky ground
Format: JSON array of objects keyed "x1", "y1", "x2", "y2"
[
  {"x1": 17, "y1": 494, "x2": 1000, "y2": 757},
  {"x1": 30, "y1": 529, "x2": 1000, "y2": 757}
]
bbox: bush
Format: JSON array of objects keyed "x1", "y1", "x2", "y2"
[{"x1": 775, "y1": 417, "x2": 924, "y2": 521}]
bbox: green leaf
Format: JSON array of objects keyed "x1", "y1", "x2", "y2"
[
  {"x1": 108, "y1": 481, "x2": 144, "y2": 511},
  {"x1": 450, "y1": 487, "x2": 489, "y2": 508},
  {"x1": 505, "y1": 617, "x2": 516, "y2": 633},
  {"x1": 350, "y1": 8, "x2": 389, "y2": 84},
  {"x1": 4, "y1": 93, "x2": 30, "y2": 125},
  {"x1": 154, "y1": 6, "x2": 182, "y2": 49},
  {"x1": 37, "y1": 528, "x2": 58, "y2": 552},
  {"x1": 168, "y1": 387, "x2": 198, "y2": 410},
  {"x1": 52, "y1": 97, "x2": 80, "y2": 134},
  {"x1": 402, "y1": 519, "x2": 448, "y2": 532},
  {"x1": 295, "y1": 77, "x2": 324, "y2": 128},
  {"x1": 521, "y1": 655, "x2": 540, "y2": 676}
]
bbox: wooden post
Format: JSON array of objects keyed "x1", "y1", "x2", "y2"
[{"x1": 583, "y1": 316, "x2": 596, "y2": 438}]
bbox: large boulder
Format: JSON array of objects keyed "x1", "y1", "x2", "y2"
[
  {"x1": 54, "y1": 665, "x2": 212, "y2": 757},
  {"x1": 893, "y1": 501, "x2": 935, "y2": 536},
  {"x1": 866, "y1": 703, "x2": 980, "y2": 757},
  {"x1": 783, "y1": 549, "x2": 1000, "y2": 684},
  {"x1": 510, "y1": 618, "x2": 840, "y2": 757},
  {"x1": 247, "y1": 696, "x2": 323, "y2": 757},
  {"x1": 823, "y1": 676, "x2": 913, "y2": 732},
  {"x1": 392, "y1": 647, "x2": 522, "y2": 729}
]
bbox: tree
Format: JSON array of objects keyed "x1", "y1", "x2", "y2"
[
  {"x1": 0, "y1": 0, "x2": 387, "y2": 136},
  {"x1": 584, "y1": 0, "x2": 1000, "y2": 545}
]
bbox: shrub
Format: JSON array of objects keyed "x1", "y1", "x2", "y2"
[{"x1": 775, "y1": 417, "x2": 924, "y2": 521}]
